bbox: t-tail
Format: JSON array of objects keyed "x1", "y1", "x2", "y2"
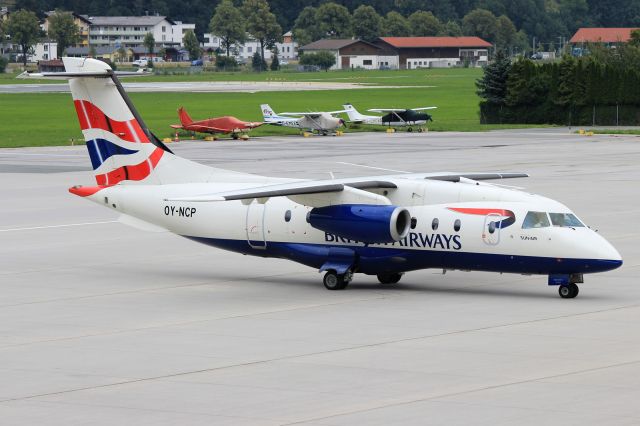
[{"x1": 30, "y1": 57, "x2": 224, "y2": 190}]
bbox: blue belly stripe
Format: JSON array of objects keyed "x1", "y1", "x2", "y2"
[{"x1": 183, "y1": 237, "x2": 622, "y2": 276}]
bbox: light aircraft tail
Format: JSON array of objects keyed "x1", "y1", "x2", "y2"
[
  {"x1": 261, "y1": 104, "x2": 277, "y2": 120},
  {"x1": 342, "y1": 103, "x2": 366, "y2": 122},
  {"x1": 177, "y1": 107, "x2": 193, "y2": 127},
  {"x1": 61, "y1": 57, "x2": 216, "y2": 186}
]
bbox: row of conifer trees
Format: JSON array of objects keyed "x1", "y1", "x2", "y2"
[{"x1": 478, "y1": 45, "x2": 640, "y2": 125}]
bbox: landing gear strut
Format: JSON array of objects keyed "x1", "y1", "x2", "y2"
[
  {"x1": 558, "y1": 283, "x2": 579, "y2": 299},
  {"x1": 377, "y1": 273, "x2": 403, "y2": 284},
  {"x1": 323, "y1": 270, "x2": 351, "y2": 290}
]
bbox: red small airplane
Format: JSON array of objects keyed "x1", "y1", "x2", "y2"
[{"x1": 170, "y1": 107, "x2": 263, "y2": 139}]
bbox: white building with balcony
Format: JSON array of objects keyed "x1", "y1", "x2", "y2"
[
  {"x1": 202, "y1": 31, "x2": 297, "y2": 62},
  {"x1": 85, "y1": 15, "x2": 195, "y2": 48}
]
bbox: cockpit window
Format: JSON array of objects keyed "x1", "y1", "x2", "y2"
[
  {"x1": 549, "y1": 213, "x2": 585, "y2": 227},
  {"x1": 522, "y1": 211, "x2": 550, "y2": 229}
]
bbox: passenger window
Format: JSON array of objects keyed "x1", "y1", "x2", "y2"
[
  {"x1": 549, "y1": 213, "x2": 584, "y2": 227},
  {"x1": 488, "y1": 221, "x2": 496, "y2": 234},
  {"x1": 432, "y1": 218, "x2": 439, "y2": 230},
  {"x1": 454, "y1": 219, "x2": 461, "y2": 232},
  {"x1": 284, "y1": 210, "x2": 292, "y2": 222},
  {"x1": 410, "y1": 217, "x2": 417, "y2": 229},
  {"x1": 522, "y1": 211, "x2": 550, "y2": 229}
]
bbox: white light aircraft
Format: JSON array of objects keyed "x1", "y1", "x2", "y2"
[
  {"x1": 31, "y1": 58, "x2": 622, "y2": 298},
  {"x1": 343, "y1": 103, "x2": 437, "y2": 132},
  {"x1": 261, "y1": 103, "x2": 345, "y2": 135}
]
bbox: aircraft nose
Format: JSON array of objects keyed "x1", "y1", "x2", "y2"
[{"x1": 585, "y1": 232, "x2": 623, "y2": 272}]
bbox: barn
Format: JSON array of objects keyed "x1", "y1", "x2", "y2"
[{"x1": 374, "y1": 36, "x2": 492, "y2": 69}]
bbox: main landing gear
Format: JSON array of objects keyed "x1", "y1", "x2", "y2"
[
  {"x1": 558, "y1": 283, "x2": 580, "y2": 299},
  {"x1": 377, "y1": 272, "x2": 403, "y2": 284},
  {"x1": 323, "y1": 270, "x2": 352, "y2": 290},
  {"x1": 323, "y1": 270, "x2": 404, "y2": 290}
]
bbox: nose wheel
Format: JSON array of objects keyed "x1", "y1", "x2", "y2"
[{"x1": 559, "y1": 283, "x2": 579, "y2": 299}]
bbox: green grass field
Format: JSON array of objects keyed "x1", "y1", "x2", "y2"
[{"x1": 0, "y1": 68, "x2": 549, "y2": 148}]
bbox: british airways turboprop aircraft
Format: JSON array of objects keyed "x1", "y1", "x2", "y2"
[{"x1": 28, "y1": 58, "x2": 622, "y2": 298}]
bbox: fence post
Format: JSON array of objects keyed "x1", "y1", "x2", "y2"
[
  {"x1": 616, "y1": 104, "x2": 619, "y2": 126},
  {"x1": 592, "y1": 105, "x2": 595, "y2": 126}
]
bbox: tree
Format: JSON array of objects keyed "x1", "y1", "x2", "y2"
[
  {"x1": 630, "y1": 29, "x2": 640, "y2": 47},
  {"x1": 243, "y1": 0, "x2": 282, "y2": 65},
  {"x1": 117, "y1": 46, "x2": 127, "y2": 62},
  {"x1": 251, "y1": 51, "x2": 266, "y2": 71},
  {"x1": 270, "y1": 46, "x2": 280, "y2": 71},
  {"x1": 316, "y1": 2, "x2": 352, "y2": 38},
  {"x1": 408, "y1": 11, "x2": 443, "y2": 36},
  {"x1": 352, "y1": 5, "x2": 382, "y2": 42},
  {"x1": 7, "y1": 9, "x2": 41, "y2": 67},
  {"x1": 209, "y1": 0, "x2": 246, "y2": 57},
  {"x1": 47, "y1": 10, "x2": 80, "y2": 57},
  {"x1": 462, "y1": 8, "x2": 498, "y2": 43},
  {"x1": 476, "y1": 49, "x2": 511, "y2": 105},
  {"x1": 183, "y1": 30, "x2": 200, "y2": 60},
  {"x1": 383, "y1": 11, "x2": 411, "y2": 37},
  {"x1": 443, "y1": 20, "x2": 463, "y2": 36},
  {"x1": 299, "y1": 50, "x2": 336, "y2": 71},
  {"x1": 143, "y1": 32, "x2": 155, "y2": 58},
  {"x1": 89, "y1": 45, "x2": 97, "y2": 58},
  {"x1": 495, "y1": 15, "x2": 516, "y2": 51},
  {"x1": 293, "y1": 6, "x2": 321, "y2": 46}
]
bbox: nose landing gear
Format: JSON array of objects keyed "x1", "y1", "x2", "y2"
[{"x1": 559, "y1": 283, "x2": 580, "y2": 299}]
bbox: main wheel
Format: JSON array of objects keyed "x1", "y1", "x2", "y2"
[
  {"x1": 232, "y1": 133, "x2": 239, "y2": 140},
  {"x1": 323, "y1": 271, "x2": 346, "y2": 290},
  {"x1": 417, "y1": 128, "x2": 423, "y2": 133},
  {"x1": 407, "y1": 127, "x2": 413, "y2": 132},
  {"x1": 377, "y1": 272, "x2": 402, "y2": 284},
  {"x1": 558, "y1": 283, "x2": 579, "y2": 298}
]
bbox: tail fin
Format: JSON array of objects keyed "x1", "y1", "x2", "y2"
[
  {"x1": 62, "y1": 58, "x2": 214, "y2": 186},
  {"x1": 177, "y1": 107, "x2": 193, "y2": 126},
  {"x1": 261, "y1": 104, "x2": 276, "y2": 120},
  {"x1": 342, "y1": 103, "x2": 365, "y2": 122}
]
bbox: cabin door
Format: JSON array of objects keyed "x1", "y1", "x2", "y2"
[
  {"x1": 482, "y1": 213, "x2": 501, "y2": 245},
  {"x1": 246, "y1": 201, "x2": 267, "y2": 249}
]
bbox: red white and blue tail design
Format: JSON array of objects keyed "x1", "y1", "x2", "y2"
[{"x1": 65, "y1": 58, "x2": 165, "y2": 185}]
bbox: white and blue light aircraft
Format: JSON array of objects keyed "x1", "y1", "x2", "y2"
[
  {"x1": 30, "y1": 58, "x2": 622, "y2": 298},
  {"x1": 261, "y1": 103, "x2": 345, "y2": 135}
]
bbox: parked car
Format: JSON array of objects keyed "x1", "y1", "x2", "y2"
[
  {"x1": 191, "y1": 59, "x2": 203, "y2": 66},
  {"x1": 132, "y1": 59, "x2": 147, "y2": 67}
]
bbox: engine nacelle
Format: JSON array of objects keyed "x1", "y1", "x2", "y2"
[{"x1": 307, "y1": 204, "x2": 411, "y2": 244}]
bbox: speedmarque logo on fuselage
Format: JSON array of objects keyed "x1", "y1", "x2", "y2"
[{"x1": 325, "y1": 232, "x2": 462, "y2": 250}]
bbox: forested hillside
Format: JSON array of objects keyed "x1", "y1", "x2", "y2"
[{"x1": 5, "y1": 0, "x2": 640, "y2": 45}]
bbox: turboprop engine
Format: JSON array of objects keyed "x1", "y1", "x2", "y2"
[{"x1": 307, "y1": 204, "x2": 411, "y2": 244}]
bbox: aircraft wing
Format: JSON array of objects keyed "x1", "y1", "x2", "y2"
[
  {"x1": 166, "y1": 179, "x2": 397, "y2": 207},
  {"x1": 279, "y1": 112, "x2": 322, "y2": 118},
  {"x1": 165, "y1": 173, "x2": 528, "y2": 206},
  {"x1": 407, "y1": 172, "x2": 529, "y2": 182},
  {"x1": 411, "y1": 107, "x2": 438, "y2": 111},
  {"x1": 368, "y1": 108, "x2": 405, "y2": 112}
]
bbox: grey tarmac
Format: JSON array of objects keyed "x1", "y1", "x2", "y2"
[
  {"x1": 0, "y1": 80, "x2": 413, "y2": 94},
  {"x1": 0, "y1": 129, "x2": 638, "y2": 425}
]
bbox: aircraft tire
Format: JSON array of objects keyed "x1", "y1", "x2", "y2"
[
  {"x1": 377, "y1": 273, "x2": 402, "y2": 284},
  {"x1": 407, "y1": 127, "x2": 413, "y2": 132},
  {"x1": 558, "y1": 283, "x2": 579, "y2": 298},
  {"x1": 324, "y1": 271, "x2": 346, "y2": 290}
]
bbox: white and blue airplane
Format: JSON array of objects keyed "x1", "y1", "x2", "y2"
[
  {"x1": 261, "y1": 103, "x2": 345, "y2": 135},
  {"x1": 29, "y1": 58, "x2": 622, "y2": 298}
]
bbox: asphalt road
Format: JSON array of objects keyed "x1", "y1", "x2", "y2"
[{"x1": 0, "y1": 129, "x2": 638, "y2": 425}]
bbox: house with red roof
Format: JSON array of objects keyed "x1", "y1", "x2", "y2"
[
  {"x1": 570, "y1": 28, "x2": 639, "y2": 45},
  {"x1": 375, "y1": 36, "x2": 492, "y2": 69}
]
